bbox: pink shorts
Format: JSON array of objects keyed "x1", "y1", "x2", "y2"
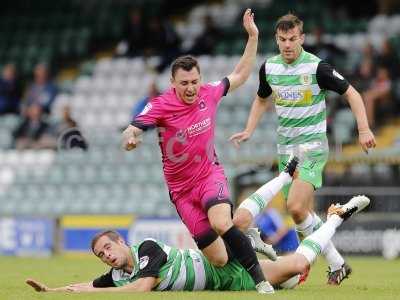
[{"x1": 170, "y1": 165, "x2": 232, "y2": 249}]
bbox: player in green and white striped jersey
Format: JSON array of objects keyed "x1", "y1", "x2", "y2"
[
  {"x1": 26, "y1": 195, "x2": 370, "y2": 293},
  {"x1": 230, "y1": 13, "x2": 376, "y2": 285},
  {"x1": 89, "y1": 233, "x2": 257, "y2": 292}
]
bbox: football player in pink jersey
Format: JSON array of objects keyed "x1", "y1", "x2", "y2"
[{"x1": 122, "y1": 9, "x2": 299, "y2": 293}]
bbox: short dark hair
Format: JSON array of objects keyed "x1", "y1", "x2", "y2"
[
  {"x1": 275, "y1": 13, "x2": 303, "y2": 34},
  {"x1": 171, "y1": 55, "x2": 200, "y2": 78},
  {"x1": 91, "y1": 230, "x2": 123, "y2": 254}
]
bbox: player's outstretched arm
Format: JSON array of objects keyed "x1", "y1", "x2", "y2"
[
  {"x1": 343, "y1": 85, "x2": 376, "y2": 153},
  {"x1": 226, "y1": 8, "x2": 258, "y2": 93},
  {"x1": 27, "y1": 277, "x2": 157, "y2": 293},
  {"x1": 26, "y1": 278, "x2": 92, "y2": 292},
  {"x1": 122, "y1": 124, "x2": 143, "y2": 151},
  {"x1": 65, "y1": 277, "x2": 156, "y2": 293}
]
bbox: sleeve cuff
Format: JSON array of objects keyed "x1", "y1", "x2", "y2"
[
  {"x1": 136, "y1": 272, "x2": 158, "y2": 279},
  {"x1": 338, "y1": 82, "x2": 350, "y2": 95},
  {"x1": 222, "y1": 77, "x2": 230, "y2": 96},
  {"x1": 131, "y1": 120, "x2": 156, "y2": 131},
  {"x1": 257, "y1": 91, "x2": 271, "y2": 99}
]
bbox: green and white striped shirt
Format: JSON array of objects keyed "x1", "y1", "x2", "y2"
[
  {"x1": 93, "y1": 239, "x2": 255, "y2": 291},
  {"x1": 110, "y1": 239, "x2": 208, "y2": 291},
  {"x1": 257, "y1": 49, "x2": 349, "y2": 154}
]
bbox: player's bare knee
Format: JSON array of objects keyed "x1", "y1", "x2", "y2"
[
  {"x1": 207, "y1": 254, "x2": 228, "y2": 267},
  {"x1": 287, "y1": 201, "x2": 307, "y2": 223},
  {"x1": 294, "y1": 256, "x2": 310, "y2": 274},
  {"x1": 208, "y1": 203, "x2": 233, "y2": 235},
  {"x1": 232, "y1": 216, "x2": 248, "y2": 232},
  {"x1": 210, "y1": 218, "x2": 233, "y2": 235},
  {"x1": 233, "y1": 208, "x2": 252, "y2": 231}
]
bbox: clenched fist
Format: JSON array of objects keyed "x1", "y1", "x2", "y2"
[{"x1": 122, "y1": 125, "x2": 142, "y2": 151}]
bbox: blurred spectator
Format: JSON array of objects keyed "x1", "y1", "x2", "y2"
[
  {"x1": 304, "y1": 26, "x2": 346, "y2": 66},
  {"x1": 131, "y1": 81, "x2": 160, "y2": 119},
  {"x1": 378, "y1": 0, "x2": 400, "y2": 14},
  {"x1": 117, "y1": 11, "x2": 181, "y2": 73},
  {"x1": 12, "y1": 104, "x2": 56, "y2": 150},
  {"x1": 23, "y1": 63, "x2": 58, "y2": 114},
  {"x1": 354, "y1": 58, "x2": 375, "y2": 92},
  {"x1": 0, "y1": 64, "x2": 22, "y2": 115},
  {"x1": 363, "y1": 65, "x2": 392, "y2": 128},
  {"x1": 187, "y1": 15, "x2": 221, "y2": 55},
  {"x1": 117, "y1": 7, "x2": 146, "y2": 57},
  {"x1": 255, "y1": 207, "x2": 299, "y2": 255},
  {"x1": 375, "y1": 39, "x2": 400, "y2": 80},
  {"x1": 54, "y1": 105, "x2": 88, "y2": 151},
  {"x1": 351, "y1": 40, "x2": 399, "y2": 128},
  {"x1": 144, "y1": 17, "x2": 182, "y2": 73},
  {"x1": 350, "y1": 44, "x2": 376, "y2": 93}
]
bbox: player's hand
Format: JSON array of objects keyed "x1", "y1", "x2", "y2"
[
  {"x1": 26, "y1": 278, "x2": 50, "y2": 292},
  {"x1": 358, "y1": 128, "x2": 376, "y2": 154},
  {"x1": 229, "y1": 130, "x2": 251, "y2": 149},
  {"x1": 243, "y1": 8, "x2": 258, "y2": 38},
  {"x1": 122, "y1": 125, "x2": 138, "y2": 151}
]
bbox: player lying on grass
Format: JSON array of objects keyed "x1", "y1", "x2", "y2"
[{"x1": 26, "y1": 195, "x2": 370, "y2": 293}]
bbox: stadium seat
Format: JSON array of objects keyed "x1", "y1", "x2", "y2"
[{"x1": 333, "y1": 109, "x2": 356, "y2": 145}]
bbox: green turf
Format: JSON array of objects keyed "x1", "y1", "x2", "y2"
[{"x1": 1, "y1": 255, "x2": 399, "y2": 300}]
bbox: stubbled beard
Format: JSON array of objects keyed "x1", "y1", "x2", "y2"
[{"x1": 113, "y1": 259, "x2": 127, "y2": 270}]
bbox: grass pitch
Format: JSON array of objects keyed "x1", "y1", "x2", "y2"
[{"x1": 1, "y1": 255, "x2": 399, "y2": 300}]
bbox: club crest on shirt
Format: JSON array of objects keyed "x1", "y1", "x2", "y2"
[
  {"x1": 139, "y1": 256, "x2": 149, "y2": 269},
  {"x1": 198, "y1": 99, "x2": 207, "y2": 111},
  {"x1": 139, "y1": 103, "x2": 152, "y2": 116},
  {"x1": 176, "y1": 129, "x2": 187, "y2": 142},
  {"x1": 300, "y1": 74, "x2": 312, "y2": 85}
]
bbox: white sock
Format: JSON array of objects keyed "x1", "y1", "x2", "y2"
[
  {"x1": 296, "y1": 216, "x2": 342, "y2": 264},
  {"x1": 327, "y1": 214, "x2": 343, "y2": 227},
  {"x1": 280, "y1": 274, "x2": 300, "y2": 289},
  {"x1": 314, "y1": 214, "x2": 345, "y2": 271},
  {"x1": 239, "y1": 172, "x2": 292, "y2": 218},
  {"x1": 258, "y1": 171, "x2": 292, "y2": 196},
  {"x1": 295, "y1": 213, "x2": 314, "y2": 239}
]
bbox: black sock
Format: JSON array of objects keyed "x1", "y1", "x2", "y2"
[
  {"x1": 221, "y1": 226, "x2": 265, "y2": 284},
  {"x1": 223, "y1": 240, "x2": 235, "y2": 262}
]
